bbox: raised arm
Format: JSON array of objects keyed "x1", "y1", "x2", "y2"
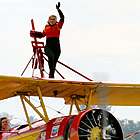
[{"x1": 56, "y1": 2, "x2": 64, "y2": 22}]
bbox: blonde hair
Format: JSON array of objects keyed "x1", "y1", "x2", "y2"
[{"x1": 48, "y1": 15, "x2": 57, "y2": 24}]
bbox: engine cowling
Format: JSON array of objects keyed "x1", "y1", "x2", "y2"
[{"x1": 70, "y1": 108, "x2": 123, "y2": 140}]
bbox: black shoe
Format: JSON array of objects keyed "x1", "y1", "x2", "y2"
[{"x1": 49, "y1": 75, "x2": 54, "y2": 78}]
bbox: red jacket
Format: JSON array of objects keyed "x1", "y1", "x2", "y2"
[{"x1": 43, "y1": 21, "x2": 64, "y2": 38}]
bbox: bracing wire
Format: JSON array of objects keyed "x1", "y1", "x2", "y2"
[{"x1": 31, "y1": 97, "x2": 65, "y2": 115}]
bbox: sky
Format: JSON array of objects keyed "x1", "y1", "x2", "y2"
[{"x1": 0, "y1": 0, "x2": 140, "y2": 124}]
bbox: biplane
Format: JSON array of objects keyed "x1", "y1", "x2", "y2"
[
  {"x1": 0, "y1": 19, "x2": 139, "y2": 140},
  {"x1": 0, "y1": 75, "x2": 140, "y2": 140}
]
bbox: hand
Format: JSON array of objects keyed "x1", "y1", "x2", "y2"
[
  {"x1": 56, "y1": 2, "x2": 60, "y2": 10},
  {"x1": 30, "y1": 30, "x2": 35, "y2": 37}
]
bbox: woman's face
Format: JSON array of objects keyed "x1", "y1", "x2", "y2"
[
  {"x1": 49, "y1": 16, "x2": 57, "y2": 25},
  {"x1": 1, "y1": 119, "x2": 8, "y2": 130}
]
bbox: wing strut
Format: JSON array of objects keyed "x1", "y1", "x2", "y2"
[
  {"x1": 21, "y1": 95, "x2": 49, "y2": 123},
  {"x1": 86, "y1": 89, "x2": 93, "y2": 110},
  {"x1": 69, "y1": 99, "x2": 74, "y2": 115},
  {"x1": 69, "y1": 89, "x2": 93, "y2": 115},
  {"x1": 37, "y1": 86, "x2": 49, "y2": 121},
  {"x1": 69, "y1": 95, "x2": 81, "y2": 115},
  {"x1": 16, "y1": 86, "x2": 49, "y2": 127},
  {"x1": 75, "y1": 98, "x2": 81, "y2": 114},
  {"x1": 20, "y1": 95, "x2": 32, "y2": 129}
]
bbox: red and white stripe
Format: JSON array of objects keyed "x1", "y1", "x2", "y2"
[{"x1": 124, "y1": 130, "x2": 140, "y2": 140}]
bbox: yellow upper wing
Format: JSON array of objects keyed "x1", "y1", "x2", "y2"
[{"x1": 0, "y1": 75, "x2": 140, "y2": 106}]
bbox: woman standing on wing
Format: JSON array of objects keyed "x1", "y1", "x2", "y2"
[{"x1": 30, "y1": 2, "x2": 64, "y2": 78}]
